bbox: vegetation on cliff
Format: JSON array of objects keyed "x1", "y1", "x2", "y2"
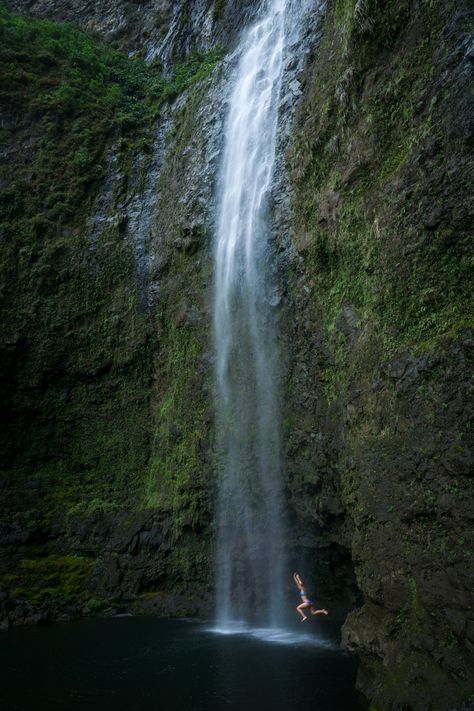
[
  {"x1": 288, "y1": 0, "x2": 473, "y2": 707},
  {"x1": 0, "y1": 1, "x2": 219, "y2": 619}
]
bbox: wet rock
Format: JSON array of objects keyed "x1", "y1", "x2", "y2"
[
  {"x1": 131, "y1": 591, "x2": 211, "y2": 618},
  {"x1": 423, "y1": 206, "x2": 443, "y2": 229},
  {"x1": 289, "y1": 79, "x2": 302, "y2": 95},
  {"x1": 293, "y1": 231, "x2": 313, "y2": 253},
  {"x1": 337, "y1": 304, "x2": 361, "y2": 345},
  {"x1": 445, "y1": 609, "x2": 467, "y2": 636},
  {"x1": 317, "y1": 189, "x2": 341, "y2": 225},
  {"x1": 9, "y1": 0, "x2": 257, "y2": 61}
]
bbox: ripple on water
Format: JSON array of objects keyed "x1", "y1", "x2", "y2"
[{"x1": 206, "y1": 622, "x2": 335, "y2": 649}]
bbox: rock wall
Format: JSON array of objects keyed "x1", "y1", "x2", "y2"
[
  {"x1": 0, "y1": 0, "x2": 229, "y2": 623},
  {"x1": 8, "y1": 0, "x2": 257, "y2": 64},
  {"x1": 286, "y1": 0, "x2": 474, "y2": 708}
]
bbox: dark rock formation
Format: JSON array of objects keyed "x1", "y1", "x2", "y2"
[
  {"x1": 286, "y1": 0, "x2": 474, "y2": 707},
  {"x1": 0, "y1": 0, "x2": 221, "y2": 631}
]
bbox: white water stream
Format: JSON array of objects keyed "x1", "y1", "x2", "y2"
[{"x1": 213, "y1": 0, "x2": 298, "y2": 628}]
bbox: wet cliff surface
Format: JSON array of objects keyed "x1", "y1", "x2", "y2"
[
  {"x1": 0, "y1": 0, "x2": 473, "y2": 709},
  {"x1": 286, "y1": 2, "x2": 473, "y2": 708},
  {"x1": 0, "y1": 0, "x2": 227, "y2": 623},
  {"x1": 8, "y1": 0, "x2": 257, "y2": 66}
]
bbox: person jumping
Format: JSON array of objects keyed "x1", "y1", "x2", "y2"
[{"x1": 293, "y1": 572, "x2": 329, "y2": 622}]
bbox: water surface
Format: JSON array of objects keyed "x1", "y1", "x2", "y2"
[{"x1": 0, "y1": 617, "x2": 358, "y2": 710}]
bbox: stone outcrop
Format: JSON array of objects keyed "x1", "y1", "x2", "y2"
[
  {"x1": 286, "y1": 0, "x2": 474, "y2": 707},
  {"x1": 8, "y1": 0, "x2": 257, "y2": 64}
]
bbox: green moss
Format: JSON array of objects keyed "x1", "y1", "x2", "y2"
[
  {"x1": 291, "y1": 0, "x2": 472, "y2": 362},
  {"x1": 0, "y1": 3, "x2": 222, "y2": 602},
  {"x1": 212, "y1": 0, "x2": 226, "y2": 21},
  {"x1": 145, "y1": 298, "x2": 211, "y2": 533},
  {"x1": 379, "y1": 139, "x2": 413, "y2": 179},
  {"x1": 365, "y1": 648, "x2": 472, "y2": 709},
  {"x1": 163, "y1": 47, "x2": 222, "y2": 101},
  {"x1": 334, "y1": 0, "x2": 354, "y2": 34},
  {"x1": 1, "y1": 555, "x2": 95, "y2": 605}
]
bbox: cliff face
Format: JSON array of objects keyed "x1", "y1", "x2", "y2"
[
  {"x1": 286, "y1": 0, "x2": 474, "y2": 708},
  {"x1": 0, "y1": 0, "x2": 473, "y2": 709},
  {"x1": 8, "y1": 0, "x2": 256, "y2": 65},
  {"x1": 0, "y1": 0, "x2": 229, "y2": 622}
]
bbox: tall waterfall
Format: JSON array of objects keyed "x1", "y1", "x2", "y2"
[{"x1": 213, "y1": 0, "x2": 290, "y2": 628}]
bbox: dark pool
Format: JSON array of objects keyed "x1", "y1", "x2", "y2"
[{"x1": 0, "y1": 617, "x2": 358, "y2": 710}]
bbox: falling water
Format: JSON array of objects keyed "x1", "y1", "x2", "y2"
[{"x1": 213, "y1": 0, "x2": 291, "y2": 628}]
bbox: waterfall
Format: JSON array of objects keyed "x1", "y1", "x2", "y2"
[{"x1": 213, "y1": 0, "x2": 290, "y2": 628}]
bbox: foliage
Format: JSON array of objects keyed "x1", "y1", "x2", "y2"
[
  {"x1": 212, "y1": 0, "x2": 226, "y2": 21},
  {"x1": 1, "y1": 555, "x2": 95, "y2": 605},
  {"x1": 161, "y1": 48, "x2": 223, "y2": 101},
  {"x1": 291, "y1": 0, "x2": 473, "y2": 372},
  {"x1": 0, "y1": 1, "x2": 222, "y2": 613},
  {"x1": 145, "y1": 308, "x2": 211, "y2": 534},
  {"x1": 0, "y1": 2, "x2": 222, "y2": 129}
]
